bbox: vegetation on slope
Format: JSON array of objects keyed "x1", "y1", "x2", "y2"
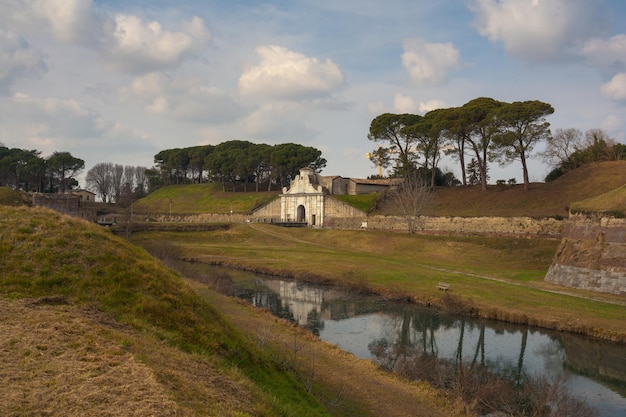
[
  {"x1": 570, "y1": 184, "x2": 626, "y2": 216},
  {"x1": 401, "y1": 160, "x2": 626, "y2": 218},
  {"x1": 132, "y1": 182, "x2": 278, "y2": 214},
  {"x1": 0, "y1": 187, "x2": 24, "y2": 206},
  {"x1": 1, "y1": 206, "x2": 463, "y2": 417},
  {"x1": 0, "y1": 206, "x2": 330, "y2": 416},
  {"x1": 332, "y1": 193, "x2": 380, "y2": 212}
]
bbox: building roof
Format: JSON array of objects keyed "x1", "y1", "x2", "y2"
[{"x1": 347, "y1": 178, "x2": 403, "y2": 186}]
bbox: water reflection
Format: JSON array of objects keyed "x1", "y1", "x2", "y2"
[
  {"x1": 236, "y1": 276, "x2": 626, "y2": 417},
  {"x1": 169, "y1": 261, "x2": 626, "y2": 417}
]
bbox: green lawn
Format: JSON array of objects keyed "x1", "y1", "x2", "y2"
[{"x1": 130, "y1": 223, "x2": 626, "y2": 343}]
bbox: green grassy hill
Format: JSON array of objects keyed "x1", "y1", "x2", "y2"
[
  {"x1": 132, "y1": 182, "x2": 278, "y2": 214},
  {"x1": 0, "y1": 206, "x2": 329, "y2": 416},
  {"x1": 571, "y1": 184, "x2": 626, "y2": 216}
]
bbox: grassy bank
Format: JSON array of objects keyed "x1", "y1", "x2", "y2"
[
  {"x1": 130, "y1": 223, "x2": 626, "y2": 343},
  {"x1": 1, "y1": 206, "x2": 462, "y2": 417},
  {"x1": 0, "y1": 206, "x2": 331, "y2": 416}
]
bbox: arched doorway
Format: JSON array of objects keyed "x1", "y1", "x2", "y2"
[{"x1": 297, "y1": 205, "x2": 306, "y2": 222}]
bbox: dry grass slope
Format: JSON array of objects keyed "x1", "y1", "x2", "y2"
[
  {"x1": 0, "y1": 206, "x2": 325, "y2": 416},
  {"x1": 0, "y1": 205, "x2": 463, "y2": 417},
  {"x1": 380, "y1": 160, "x2": 626, "y2": 218}
]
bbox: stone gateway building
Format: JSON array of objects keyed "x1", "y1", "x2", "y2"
[
  {"x1": 280, "y1": 167, "x2": 326, "y2": 226},
  {"x1": 253, "y1": 167, "x2": 398, "y2": 227}
]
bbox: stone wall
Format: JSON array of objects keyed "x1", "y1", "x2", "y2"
[
  {"x1": 544, "y1": 215, "x2": 626, "y2": 295},
  {"x1": 364, "y1": 215, "x2": 565, "y2": 238},
  {"x1": 252, "y1": 198, "x2": 281, "y2": 220},
  {"x1": 33, "y1": 193, "x2": 80, "y2": 217}
]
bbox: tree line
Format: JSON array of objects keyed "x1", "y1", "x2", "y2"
[
  {"x1": 369, "y1": 97, "x2": 626, "y2": 191},
  {"x1": 147, "y1": 140, "x2": 326, "y2": 192},
  {"x1": 368, "y1": 97, "x2": 555, "y2": 191},
  {"x1": 0, "y1": 145, "x2": 85, "y2": 194}
]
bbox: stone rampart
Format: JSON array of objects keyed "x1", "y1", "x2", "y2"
[
  {"x1": 252, "y1": 198, "x2": 281, "y2": 220},
  {"x1": 544, "y1": 214, "x2": 626, "y2": 295},
  {"x1": 364, "y1": 215, "x2": 565, "y2": 238}
]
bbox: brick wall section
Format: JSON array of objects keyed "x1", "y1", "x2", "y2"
[{"x1": 544, "y1": 215, "x2": 626, "y2": 295}]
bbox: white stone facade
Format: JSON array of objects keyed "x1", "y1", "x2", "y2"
[{"x1": 280, "y1": 167, "x2": 327, "y2": 226}]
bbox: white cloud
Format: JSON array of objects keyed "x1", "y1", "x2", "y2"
[
  {"x1": 580, "y1": 34, "x2": 626, "y2": 70},
  {"x1": 417, "y1": 99, "x2": 446, "y2": 114},
  {"x1": 119, "y1": 72, "x2": 243, "y2": 123},
  {"x1": 0, "y1": 30, "x2": 47, "y2": 94},
  {"x1": 103, "y1": 14, "x2": 211, "y2": 73},
  {"x1": 401, "y1": 38, "x2": 460, "y2": 85},
  {"x1": 35, "y1": 0, "x2": 102, "y2": 45},
  {"x1": 394, "y1": 93, "x2": 417, "y2": 113},
  {"x1": 601, "y1": 114, "x2": 623, "y2": 134},
  {"x1": 469, "y1": 0, "x2": 603, "y2": 62},
  {"x1": 244, "y1": 102, "x2": 318, "y2": 141},
  {"x1": 367, "y1": 101, "x2": 386, "y2": 115},
  {"x1": 11, "y1": 93, "x2": 110, "y2": 139},
  {"x1": 601, "y1": 73, "x2": 626, "y2": 101},
  {"x1": 238, "y1": 45, "x2": 345, "y2": 100}
]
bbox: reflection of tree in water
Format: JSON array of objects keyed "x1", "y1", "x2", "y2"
[
  {"x1": 305, "y1": 309, "x2": 325, "y2": 337},
  {"x1": 368, "y1": 310, "x2": 597, "y2": 417}
]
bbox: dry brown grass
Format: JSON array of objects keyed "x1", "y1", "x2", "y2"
[
  {"x1": 0, "y1": 297, "x2": 260, "y2": 417},
  {"x1": 0, "y1": 298, "x2": 181, "y2": 417},
  {"x1": 377, "y1": 160, "x2": 626, "y2": 217}
]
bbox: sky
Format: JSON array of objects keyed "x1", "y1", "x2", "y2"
[{"x1": 1, "y1": 0, "x2": 626, "y2": 185}]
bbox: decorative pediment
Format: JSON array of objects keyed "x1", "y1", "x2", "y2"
[{"x1": 282, "y1": 167, "x2": 328, "y2": 195}]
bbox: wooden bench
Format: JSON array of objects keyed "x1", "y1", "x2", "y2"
[{"x1": 436, "y1": 282, "x2": 450, "y2": 291}]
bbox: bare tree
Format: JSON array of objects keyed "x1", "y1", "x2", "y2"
[
  {"x1": 111, "y1": 164, "x2": 124, "y2": 202},
  {"x1": 540, "y1": 128, "x2": 584, "y2": 168},
  {"x1": 124, "y1": 165, "x2": 136, "y2": 189},
  {"x1": 86, "y1": 162, "x2": 113, "y2": 202},
  {"x1": 393, "y1": 174, "x2": 432, "y2": 234},
  {"x1": 134, "y1": 166, "x2": 148, "y2": 196}
]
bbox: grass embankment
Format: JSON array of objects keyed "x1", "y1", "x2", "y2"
[
  {"x1": 571, "y1": 184, "x2": 626, "y2": 216},
  {"x1": 132, "y1": 182, "x2": 278, "y2": 214},
  {"x1": 1, "y1": 206, "x2": 462, "y2": 417},
  {"x1": 131, "y1": 224, "x2": 626, "y2": 343},
  {"x1": 383, "y1": 160, "x2": 626, "y2": 217},
  {"x1": 0, "y1": 187, "x2": 24, "y2": 206}
]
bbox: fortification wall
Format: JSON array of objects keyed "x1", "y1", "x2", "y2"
[
  {"x1": 544, "y1": 215, "x2": 626, "y2": 295},
  {"x1": 364, "y1": 215, "x2": 565, "y2": 238},
  {"x1": 33, "y1": 193, "x2": 80, "y2": 217},
  {"x1": 250, "y1": 198, "x2": 281, "y2": 220},
  {"x1": 324, "y1": 196, "x2": 367, "y2": 222}
]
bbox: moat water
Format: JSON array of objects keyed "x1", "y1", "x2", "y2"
[{"x1": 171, "y1": 262, "x2": 626, "y2": 417}]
